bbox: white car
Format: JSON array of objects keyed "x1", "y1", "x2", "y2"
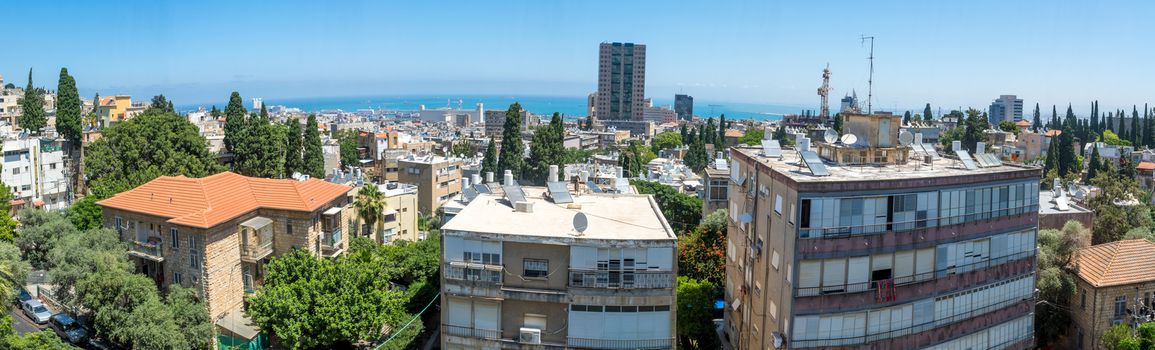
[{"x1": 20, "y1": 299, "x2": 52, "y2": 324}]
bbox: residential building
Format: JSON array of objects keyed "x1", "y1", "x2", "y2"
[
  {"x1": 587, "y1": 92, "x2": 597, "y2": 118},
  {"x1": 376, "y1": 182, "x2": 420, "y2": 243},
  {"x1": 484, "y1": 107, "x2": 536, "y2": 140},
  {"x1": 988, "y1": 95, "x2": 1024, "y2": 124},
  {"x1": 3, "y1": 137, "x2": 68, "y2": 210},
  {"x1": 596, "y1": 42, "x2": 646, "y2": 121},
  {"x1": 1038, "y1": 181, "x2": 1093, "y2": 230},
  {"x1": 96, "y1": 172, "x2": 353, "y2": 341},
  {"x1": 703, "y1": 155, "x2": 730, "y2": 215},
  {"x1": 397, "y1": 154, "x2": 462, "y2": 215},
  {"x1": 675, "y1": 94, "x2": 693, "y2": 121},
  {"x1": 725, "y1": 114, "x2": 1039, "y2": 350},
  {"x1": 1070, "y1": 239, "x2": 1155, "y2": 350},
  {"x1": 96, "y1": 95, "x2": 145, "y2": 126},
  {"x1": 601, "y1": 120, "x2": 655, "y2": 138},
  {"x1": 642, "y1": 105, "x2": 677, "y2": 125},
  {"x1": 440, "y1": 169, "x2": 677, "y2": 349}
]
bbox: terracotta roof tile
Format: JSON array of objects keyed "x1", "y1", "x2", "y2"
[
  {"x1": 1074, "y1": 239, "x2": 1155, "y2": 287},
  {"x1": 1015, "y1": 120, "x2": 1031, "y2": 127},
  {"x1": 1137, "y1": 162, "x2": 1155, "y2": 171},
  {"x1": 1044, "y1": 130, "x2": 1062, "y2": 137},
  {"x1": 725, "y1": 129, "x2": 743, "y2": 138},
  {"x1": 97, "y1": 172, "x2": 350, "y2": 228}
]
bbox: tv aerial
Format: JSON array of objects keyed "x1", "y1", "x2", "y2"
[
  {"x1": 899, "y1": 130, "x2": 914, "y2": 145},
  {"x1": 823, "y1": 129, "x2": 838, "y2": 144},
  {"x1": 840, "y1": 133, "x2": 858, "y2": 146},
  {"x1": 572, "y1": 212, "x2": 589, "y2": 236}
]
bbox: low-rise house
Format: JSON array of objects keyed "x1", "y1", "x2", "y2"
[
  {"x1": 96, "y1": 171, "x2": 353, "y2": 341},
  {"x1": 397, "y1": 154, "x2": 462, "y2": 215},
  {"x1": 1070, "y1": 239, "x2": 1155, "y2": 350}
]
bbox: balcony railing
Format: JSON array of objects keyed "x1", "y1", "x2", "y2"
[
  {"x1": 569, "y1": 269, "x2": 674, "y2": 289},
  {"x1": 442, "y1": 324, "x2": 501, "y2": 339},
  {"x1": 444, "y1": 262, "x2": 502, "y2": 283},
  {"x1": 567, "y1": 337, "x2": 674, "y2": 349},
  {"x1": 128, "y1": 238, "x2": 164, "y2": 261},
  {"x1": 241, "y1": 229, "x2": 274, "y2": 262},
  {"x1": 795, "y1": 249, "x2": 1036, "y2": 297},
  {"x1": 798, "y1": 204, "x2": 1039, "y2": 239},
  {"x1": 321, "y1": 228, "x2": 342, "y2": 256}
]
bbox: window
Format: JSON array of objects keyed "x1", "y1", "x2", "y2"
[
  {"x1": 115, "y1": 217, "x2": 123, "y2": 234},
  {"x1": 286, "y1": 221, "x2": 293, "y2": 235},
  {"x1": 11, "y1": 168, "x2": 18, "y2": 175},
  {"x1": 189, "y1": 237, "x2": 200, "y2": 270},
  {"x1": 1081, "y1": 289, "x2": 1087, "y2": 310},
  {"x1": 523, "y1": 259, "x2": 548, "y2": 278},
  {"x1": 1116, "y1": 296, "x2": 1127, "y2": 318},
  {"x1": 49, "y1": 163, "x2": 56, "y2": 170},
  {"x1": 774, "y1": 194, "x2": 783, "y2": 214},
  {"x1": 173, "y1": 272, "x2": 182, "y2": 285},
  {"x1": 170, "y1": 228, "x2": 179, "y2": 249},
  {"x1": 191, "y1": 274, "x2": 199, "y2": 285}
]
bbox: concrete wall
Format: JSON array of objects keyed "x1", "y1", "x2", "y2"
[
  {"x1": 1071, "y1": 278, "x2": 1155, "y2": 350},
  {"x1": 501, "y1": 242, "x2": 568, "y2": 291}
]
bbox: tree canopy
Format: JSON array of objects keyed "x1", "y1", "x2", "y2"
[
  {"x1": 56, "y1": 68, "x2": 82, "y2": 148},
  {"x1": 630, "y1": 179, "x2": 703, "y2": 234},
  {"x1": 497, "y1": 103, "x2": 526, "y2": 179},
  {"x1": 284, "y1": 118, "x2": 305, "y2": 176},
  {"x1": 17, "y1": 68, "x2": 46, "y2": 134},
  {"x1": 525, "y1": 112, "x2": 566, "y2": 185},
  {"x1": 676, "y1": 277, "x2": 719, "y2": 350},
  {"x1": 651, "y1": 131, "x2": 682, "y2": 154},
  {"x1": 302, "y1": 114, "x2": 326, "y2": 178},
  {"x1": 222, "y1": 92, "x2": 247, "y2": 155}
]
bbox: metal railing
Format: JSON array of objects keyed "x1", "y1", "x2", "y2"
[
  {"x1": 569, "y1": 269, "x2": 674, "y2": 289},
  {"x1": 795, "y1": 249, "x2": 1036, "y2": 297},
  {"x1": 798, "y1": 204, "x2": 1038, "y2": 239},
  {"x1": 242, "y1": 229, "x2": 274, "y2": 260},
  {"x1": 567, "y1": 337, "x2": 675, "y2": 349},
  {"x1": 442, "y1": 324, "x2": 501, "y2": 339},
  {"x1": 129, "y1": 239, "x2": 163, "y2": 260},
  {"x1": 790, "y1": 296, "x2": 1033, "y2": 348},
  {"x1": 321, "y1": 228, "x2": 341, "y2": 248},
  {"x1": 444, "y1": 262, "x2": 503, "y2": 283}
]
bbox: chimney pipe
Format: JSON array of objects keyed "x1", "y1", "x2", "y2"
[
  {"x1": 504, "y1": 170, "x2": 514, "y2": 186},
  {"x1": 486, "y1": 171, "x2": 494, "y2": 184},
  {"x1": 549, "y1": 165, "x2": 559, "y2": 183}
]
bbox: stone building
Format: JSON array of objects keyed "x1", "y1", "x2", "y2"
[
  {"x1": 96, "y1": 172, "x2": 353, "y2": 341},
  {"x1": 1070, "y1": 239, "x2": 1155, "y2": 350}
]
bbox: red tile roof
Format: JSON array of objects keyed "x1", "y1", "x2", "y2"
[
  {"x1": 1138, "y1": 162, "x2": 1155, "y2": 171},
  {"x1": 1044, "y1": 130, "x2": 1062, "y2": 137},
  {"x1": 724, "y1": 129, "x2": 744, "y2": 138},
  {"x1": 1015, "y1": 120, "x2": 1031, "y2": 127},
  {"x1": 1074, "y1": 239, "x2": 1155, "y2": 287},
  {"x1": 97, "y1": 172, "x2": 351, "y2": 228}
]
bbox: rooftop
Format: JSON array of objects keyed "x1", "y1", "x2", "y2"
[
  {"x1": 1074, "y1": 239, "x2": 1155, "y2": 287},
  {"x1": 441, "y1": 187, "x2": 675, "y2": 242},
  {"x1": 731, "y1": 145, "x2": 1036, "y2": 183},
  {"x1": 97, "y1": 172, "x2": 351, "y2": 228}
]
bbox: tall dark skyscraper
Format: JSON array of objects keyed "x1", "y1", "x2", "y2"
[
  {"x1": 675, "y1": 94, "x2": 693, "y2": 121},
  {"x1": 596, "y1": 42, "x2": 646, "y2": 121}
]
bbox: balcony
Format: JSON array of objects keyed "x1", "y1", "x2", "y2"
[
  {"x1": 569, "y1": 269, "x2": 674, "y2": 289},
  {"x1": 442, "y1": 324, "x2": 501, "y2": 340},
  {"x1": 567, "y1": 337, "x2": 674, "y2": 349},
  {"x1": 444, "y1": 262, "x2": 503, "y2": 283},
  {"x1": 321, "y1": 228, "x2": 343, "y2": 257},
  {"x1": 128, "y1": 237, "x2": 164, "y2": 262},
  {"x1": 240, "y1": 217, "x2": 274, "y2": 262}
]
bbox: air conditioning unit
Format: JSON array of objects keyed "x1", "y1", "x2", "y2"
[{"x1": 519, "y1": 328, "x2": 542, "y2": 344}]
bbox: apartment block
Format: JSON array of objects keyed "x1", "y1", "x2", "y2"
[
  {"x1": 439, "y1": 169, "x2": 678, "y2": 349},
  {"x1": 2, "y1": 137, "x2": 68, "y2": 210},
  {"x1": 378, "y1": 182, "x2": 420, "y2": 243},
  {"x1": 484, "y1": 107, "x2": 536, "y2": 140},
  {"x1": 596, "y1": 42, "x2": 646, "y2": 121},
  {"x1": 675, "y1": 94, "x2": 693, "y2": 121},
  {"x1": 1069, "y1": 239, "x2": 1155, "y2": 350},
  {"x1": 96, "y1": 172, "x2": 352, "y2": 340},
  {"x1": 724, "y1": 114, "x2": 1040, "y2": 350},
  {"x1": 397, "y1": 154, "x2": 462, "y2": 215}
]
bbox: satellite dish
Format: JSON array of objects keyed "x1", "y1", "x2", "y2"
[
  {"x1": 899, "y1": 130, "x2": 914, "y2": 145},
  {"x1": 840, "y1": 133, "x2": 858, "y2": 145},
  {"x1": 572, "y1": 212, "x2": 589, "y2": 234},
  {"x1": 823, "y1": 129, "x2": 838, "y2": 143},
  {"x1": 739, "y1": 213, "x2": 753, "y2": 224}
]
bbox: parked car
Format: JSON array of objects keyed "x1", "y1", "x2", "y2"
[
  {"x1": 49, "y1": 313, "x2": 88, "y2": 344},
  {"x1": 20, "y1": 299, "x2": 52, "y2": 324},
  {"x1": 15, "y1": 289, "x2": 31, "y2": 305}
]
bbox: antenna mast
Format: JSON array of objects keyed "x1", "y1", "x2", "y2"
[
  {"x1": 860, "y1": 35, "x2": 875, "y2": 114},
  {"x1": 817, "y1": 63, "x2": 831, "y2": 120}
]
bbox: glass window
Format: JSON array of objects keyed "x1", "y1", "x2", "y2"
[
  {"x1": 170, "y1": 228, "x2": 179, "y2": 249},
  {"x1": 523, "y1": 259, "x2": 548, "y2": 278}
]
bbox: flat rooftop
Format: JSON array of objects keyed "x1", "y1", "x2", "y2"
[
  {"x1": 1039, "y1": 190, "x2": 1092, "y2": 215},
  {"x1": 732, "y1": 146, "x2": 1037, "y2": 183},
  {"x1": 441, "y1": 187, "x2": 676, "y2": 242}
]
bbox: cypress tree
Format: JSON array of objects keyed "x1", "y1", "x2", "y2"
[
  {"x1": 526, "y1": 112, "x2": 566, "y2": 185},
  {"x1": 1132, "y1": 106, "x2": 1141, "y2": 146},
  {"x1": 481, "y1": 137, "x2": 498, "y2": 178},
  {"x1": 284, "y1": 118, "x2": 304, "y2": 176},
  {"x1": 680, "y1": 124, "x2": 689, "y2": 145},
  {"x1": 903, "y1": 111, "x2": 912, "y2": 125},
  {"x1": 17, "y1": 68, "x2": 46, "y2": 134},
  {"x1": 1032, "y1": 103, "x2": 1042, "y2": 133},
  {"x1": 1087, "y1": 145, "x2": 1101, "y2": 183},
  {"x1": 718, "y1": 114, "x2": 727, "y2": 145},
  {"x1": 1058, "y1": 123, "x2": 1076, "y2": 178},
  {"x1": 496, "y1": 102, "x2": 526, "y2": 179},
  {"x1": 1089, "y1": 101, "x2": 1098, "y2": 133},
  {"x1": 260, "y1": 103, "x2": 269, "y2": 120},
  {"x1": 923, "y1": 103, "x2": 933, "y2": 121},
  {"x1": 1044, "y1": 135, "x2": 1057, "y2": 174},
  {"x1": 223, "y1": 92, "x2": 247, "y2": 154},
  {"x1": 302, "y1": 114, "x2": 325, "y2": 178},
  {"x1": 1107, "y1": 111, "x2": 1115, "y2": 134},
  {"x1": 56, "y1": 68, "x2": 82, "y2": 148}
]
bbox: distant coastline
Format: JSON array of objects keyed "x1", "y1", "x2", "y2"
[{"x1": 178, "y1": 95, "x2": 815, "y2": 121}]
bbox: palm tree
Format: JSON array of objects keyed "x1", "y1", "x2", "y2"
[{"x1": 354, "y1": 184, "x2": 385, "y2": 240}]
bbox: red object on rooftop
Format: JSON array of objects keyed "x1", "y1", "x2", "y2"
[{"x1": 1137, "y1": 162, "x2": 1155, "y2": 171}]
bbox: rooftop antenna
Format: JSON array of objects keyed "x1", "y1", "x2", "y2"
[
  {"x1": 817, "y1": 63, "x2": 832, "y2": 119},
  {"x1": 572, "y1": 212, "x2": 588, "y2": 236},
  {"x1": 860, "y1": 35, "x2": 875, "y2": 114}
]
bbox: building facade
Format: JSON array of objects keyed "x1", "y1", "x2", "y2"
[
  {"x1": 484, "y1": 108, "x2": 536, "y2": 140},
  {"x1": 379, "y1": 182, "x2": 420, "y2": 243},
  {"x1": 397, "y1": 155, "x2": 462, "y2": 215},
  {"x1": 1069, "y1": 239, "x2": 1155, "y2": 350},
  {"x1": 723, "y1": 117, "x2": 1040, "y2": 350},
  {"x1": 96, "y1": 172, "x2": 352, "y2": 340},
  {"x1": 596, "y1": 42, "x2": 646, "y2": 121},
  {"x1": 439, "y1": 171, "x2": 678, "y2": 350},
  {"x1": 675, "y1": 94, "x2": 693, "y2": 121},
  {"x1": 3, "y1": 137, "x2": 68, "y2": 210},
  {"x1": 989, "y1": 95, "x2": 1025, "y2": 124}
]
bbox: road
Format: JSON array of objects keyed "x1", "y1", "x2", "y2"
[{"x1": 9, "y1": 305, "x2": 45, "y2": 335}]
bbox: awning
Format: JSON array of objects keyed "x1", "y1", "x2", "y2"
[
  {"x1": 382, "y1": 207, "x2": 397, "y2": 216},
  {"x1": 216, "y1": 310, "x2": 260, "y2": 340},
  {"x1": 240, "y1": 216, "x2": 273, "y2": 230},
  {"x1": 9, "y1": 199, "x2": 25, "y2": 206},
  {"x1": 323, "y1": 206, "x2": 343, "y2": 215},
  {"x1": 32, "y1": 199, "x2": 45, "y2": 207}
]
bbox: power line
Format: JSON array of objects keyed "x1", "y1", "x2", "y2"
[{"x1": 373, "y1": 292, "x2": 440, "y2": 350}]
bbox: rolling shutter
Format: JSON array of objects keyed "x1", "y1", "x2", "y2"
[
  {"x1": 822, "y1": 259, "x2": 847, "y2": 292},
  {"x1": 894, "y1": 250, "x2": 914, "y2": 281}
]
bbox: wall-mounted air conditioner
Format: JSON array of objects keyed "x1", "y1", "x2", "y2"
[{"x1": 519, "y1": 328, "x2": 542, "y2": 344}]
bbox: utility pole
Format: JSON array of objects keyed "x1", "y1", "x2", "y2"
[{"x1": 860, "y1": 35, "x2": 875, "y2": 114}]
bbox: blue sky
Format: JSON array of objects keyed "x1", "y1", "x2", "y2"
[{"x1": 3, "y1": 0, "x2": 1154, "y2": 112}]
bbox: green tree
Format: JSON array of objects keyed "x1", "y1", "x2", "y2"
[
  {"x1": 0, "y1": 242, "x2": 31, "y2": 305},
  {"x1": 960, "y1": 108, "x2": 988, "y2": 153},
  {"x1": 1086, "y1": 145, "x2": 1102, "y2": 183},
  {"x1": 47, "y1": 227, "x2": 128, "y2": 309},
  {"x1": 1032, "y1": 103, "x2": 1042, "y2": 133},
  {"x1": 630, "y1": 179, "x2": 703, "y2": 234},
  {"x1": 336, "y1": 129, "x2": 360, "y2": 169},
  {"x1": 2, "y1": 329, "x2": 76, "y2": 349},
  {"x1": 833, "y1": 112, "x2": 844, "y2": 133},
  {"x1": 166, "y1": 285, "x2": 213, "y2": 350},
  {"x1": 17, "y1": 68, "x2": 46, "y2": 134},
  {"x1": 923, "y1": 103, "x2": 933, "y2": 121},
  {"x1": 738, "y1": 127, "x2": 764, "y2": 146},
  {"x1": 355, "y1": 184, "x2": 385, "y2": 238},
  {"x1": 997, "y1": 119, "x2": 1020, "y2": 135},
  {"x1": 150, "y1": 94, "x2": 172, "y2": 112},
  {"x1": 56, "y1": 68, "x2": 82, "y2": 149},
  {"x1": 1058, "y1": 123, "x2": 1077, "y2": 178},
  {"x1": 14, "y1": 209, "x2": 77, "y2": 269},
  {"x1": 284, "y1": 118, "x2": 304, "y2": 176},
  {"x1": 676, "y1": 277, "x2": 720, "y2": 350},
  {"x1": 84, "y1": 108, "x2": 224, "y2": 198},
  {"x1": 1088, "y1": 168, "x2": 1151, "y2": 244},
  {"x1": 684, "y1": 129, "x2": 709, "y2": 172},
  {"x1": 680, "y1": 123, "x2": 690, "y2": 145},
  {"x1": 481, "y1": 137, "x2": 498, "y2": 178},
  {"x1": 678, "y1": 209, "x2": 727, "y2": 285},
  {"x1": 651, "y1": 131, "x2": 682, "y2": 154},
  {"x1": 525, "y1": 113, "x2": 566, "y2": 185},
  {"x1": 496, "y1": 103, "x2": 526, "y2": 179},
  {"x1": 702, "y1": 117, "x2": 717, "y2": 145},
  {"x1": 718, "y1": 114, "x2": 727, "y2": 145},
  {"x1": 302, "y1": 114, "x2": 325, "y2": 178},
  {"x1": 222, "y1": 92, "x2": 247, "y2": 155},
  {"x1": 902, "y1": 110, "x2": 911, "y2": 125},
  {"x1": 1035, "y1": 221, "x2": 1091, "y2": 346},
  {"x1": 234, "y1": 111, "x2": 287, "y2": 178},
  {"x1": 1103, "y1": 324, "x2": 1140, "y2": 350}
]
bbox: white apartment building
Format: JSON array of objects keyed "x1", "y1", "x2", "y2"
[{"x1": 3, "y1": 137, "x2": 69, "y2": 210}]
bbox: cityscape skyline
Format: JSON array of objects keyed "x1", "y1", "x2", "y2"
[{"x1": 6, "y1": 1, "x2": 1155, "y2": 113}]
